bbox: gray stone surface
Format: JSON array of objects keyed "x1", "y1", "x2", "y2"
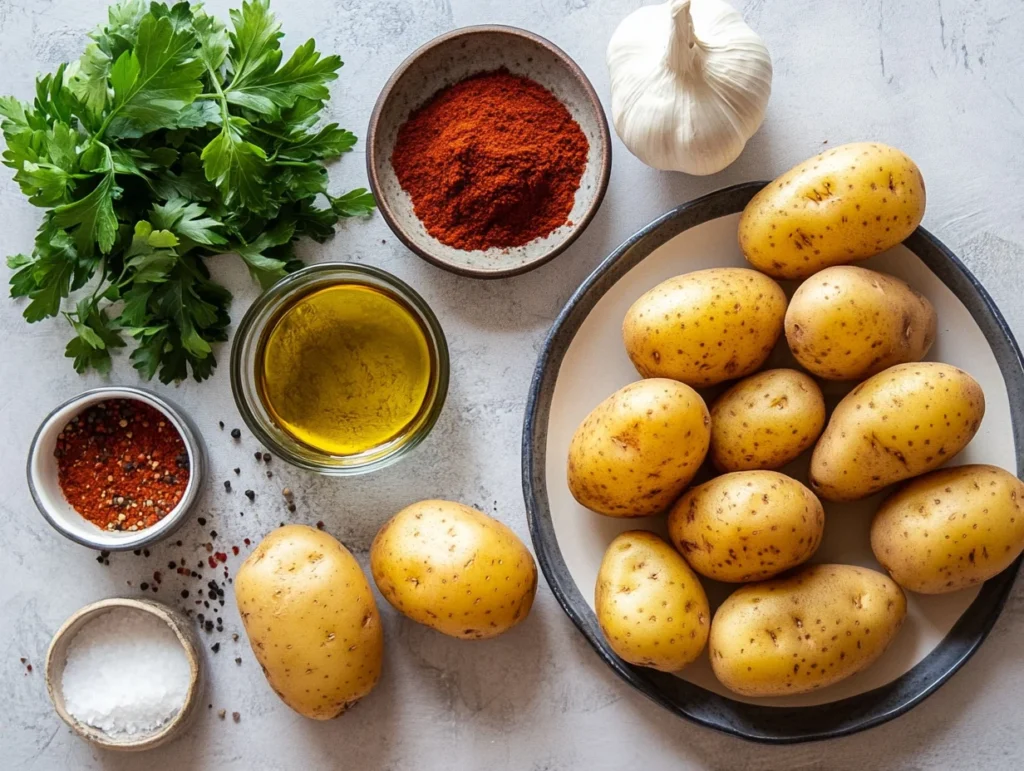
[{"x1": 1, "y1": 0, "x2": 1022, "y2": 768}]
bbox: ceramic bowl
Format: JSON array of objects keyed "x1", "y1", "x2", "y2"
[
  {"x1": 27, "y1": 387, "x2": 205, "y2": 551},
  {"x1": 522, "y1": 182, "x2": 1024, "y2": 743},
  {"x1": 45, "y1": 597, "x2": 203, "y2": 751},
  {"x1": 367, "y1": 25, "x2": 611, "y2": 279}
]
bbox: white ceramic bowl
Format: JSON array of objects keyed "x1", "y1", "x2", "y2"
[
  {"x1": 27, "y1": 387, "x2": 205, "y2": 551},
  {"x1": 367, "y1": 25, "x2": 612, "y2": 278},
  {"x1": 45, "y1": 597, "x2": 203, "y2": 751}
]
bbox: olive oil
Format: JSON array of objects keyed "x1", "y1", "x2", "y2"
[{"x1": 256, "y1": 282, "x2": 434, "y2": 455}]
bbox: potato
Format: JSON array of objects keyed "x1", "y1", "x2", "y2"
[
  {"x1": 235, "y1": 525, "x2": 383, "y2": 719},
  {"x1": 709, "y1": 369, "x2": 826, "y2": 472},
  {"x1": 595, "y1": 531, "x2": 710, "y2": 672},
  {"x1": 567, "y1": 379, "x2": 710, "y2": 517},
  {"x1": 668, "y1": 471, "x2": 825, "y2": 582},
  {"x1": 370, "y1": 500, "x2": 537, "y2": 640},
  {"x1": 739, "y1": 142, "x2": 926, "y2": 279},
  {"x1": 622, "y1": 268, "x2": 787, "y2": 388},
  {"x1": 786, "y1": 266, "x2": 937, "y2": 380},
  {"x1": 709, "y1": 564, "x2": 907, "y2": 696},
  {"x1": 810, "y1": 362, "x2": 985, "y2": 501},
  {"x1": 871, "y1": 464, "x2": 1024, "y2": 594}
]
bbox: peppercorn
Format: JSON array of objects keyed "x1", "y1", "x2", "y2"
[
  {"x1": 223, "y1": 480, "x2": 232, "y2": 492},
  {"x1": 244, "y1": 490, "x2": 255, "y2": 501},
  {"x1": 230, "y1": 428, "x2": 241, "y2": 439},
  {"x1": 211, "y1": 643, "x2": 221, "y2": 653}
]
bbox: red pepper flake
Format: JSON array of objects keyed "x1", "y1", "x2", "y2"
[
  {"x1": 231, "y1": 546, "x2": 240, "y2": 556},
  {"x1": 243, "y1": 538, "x2": 251, "y2": 546},
  {"x1": 207, "y1": 556, "x2": 218, "y2": 569},
  {"x1": 215, "y1": 552, "x2": 228, "y2": 564},
  {"x1": 54, "y1": 399, "x2": 189, "y2": 532}
]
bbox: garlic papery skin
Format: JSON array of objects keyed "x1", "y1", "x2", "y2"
[{"x1": 608, "y1": 0, "x2": 773, "y2": 175}]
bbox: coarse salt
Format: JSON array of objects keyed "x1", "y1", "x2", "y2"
[{"x1": 62, "y1": 607, "x2": 190, "y2": 736}]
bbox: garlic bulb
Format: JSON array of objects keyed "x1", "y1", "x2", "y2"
[{"x1": 607, "y1": 0, "x2": 772, "y2": 175}]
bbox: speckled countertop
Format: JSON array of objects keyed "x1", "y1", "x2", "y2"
[{"x1": 2, "y1": 1, "x2": 1023, "y2": 769}]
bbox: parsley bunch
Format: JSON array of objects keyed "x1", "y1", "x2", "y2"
[{"x1": 0, "y1": 0, "x2": 374, "y2": 382}]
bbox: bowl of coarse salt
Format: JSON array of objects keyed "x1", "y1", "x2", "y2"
[{"x1": 45, "y1": 598, "x2": 202, "y2": 751}]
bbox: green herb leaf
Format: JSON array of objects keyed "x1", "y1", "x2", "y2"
[
  {"x1": 226, "y1": 38, "x2": 341, "y2": 118},
  {"x1": 51, "y1": 172, "x2": 119, "y2": 256},
  {"x1": 106, "y1": 13, "x2": 205, "y2": 136},
  {"x1": 200, "y1": 116, "x2": 267, "y2": 209},
  {"x1": 2, "y1": 0, "x2": 370, "y2": 382},
  {"x1": 329, "y1": 188, "x2": 376, "y2": 217}
]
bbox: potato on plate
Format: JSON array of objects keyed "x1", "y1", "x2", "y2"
[
  {"x1": 668, "y1": 471, "x2": 825, "y2": 582},
  {"x1": 622, "y1": 268, "x2": 787, "y2": 388},
  {"x1": 871, "y1": 464, "x2": 1024, "y2": 594},
  {"x1": 785, "y1": 266, "x2": 937, "y2": 381},
  {"x1": 235, "y1": 525, "x2": 384, "y2": 719},
  {"x1": 709, "y1": 564, "x2": 907, "y2": 696},
  {"x1": 567, "y1": 379, "x2": 710, "y2": 517},
  {"x1": 810, "y1": 362, "x2": 985, "y2": 501},
  {"x1": 371, "y1": 500, "x2": 537, "y2": 640},
  {"x1": 739, "y1": 142, "x2": 926, "y2": 279},
  {"x1": 709, "y1": 368, "x2": 826, "y2": 472},
  {"x1": 595, "y1": 531, "x2": 710, "y2": 672}
]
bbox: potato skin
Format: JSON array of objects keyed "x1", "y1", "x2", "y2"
[
  {"x1": 668, "y1": 471, "x2": 825, "y2": 582},
  {"x1": 871, "y1": 465, "x2": 1024, "y2": 594},
  {"x1": 235, "y1": 525, "x2": 383, "y2": 720},
  {"x1": 786, "y1": 266, "x2": 937, "y2": 380},
  {"x1": 710, "y1": 369, "x2": 826, "y2": 472},
  {"x1": 709, "y1": 564, "x2": 907, "y2": 696},
  {"x1": 370, "y1": 500, "x2": 537, "y2": 640},
  {"x1": 622, "y1": 268, "x2": 787, "y2": 388},
  {"x1": 739, "y1": 142, "x2": 926, "y2": 279},
  {"x1": 567, "y1": 379, "x2": 710, "y2": 517},
  {"x1": 810, "y1": 362, "x2": 985, "y2": 501},
  {"x1": 595, "y1": 531, "x2": 710, "y2": 672}
]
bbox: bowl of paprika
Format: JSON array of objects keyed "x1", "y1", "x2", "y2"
[
  {"x1": 368, "y1": 25, "x2": 611, "y2": 279},
  {"x1": 27, "y1": 387, "x2": 205, "y2": 551}
]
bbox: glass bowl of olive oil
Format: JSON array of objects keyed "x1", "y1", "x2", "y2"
[{"x1": 230, "y1": 263, "x2": 449, "y2": 474}]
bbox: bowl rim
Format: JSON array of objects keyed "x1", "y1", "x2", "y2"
[
  {"x1": 45, "y1": 597, "x2": 203, "y2": 751},
  {"x1": 366, "y1": 24, "x2": 612, "y2": 280},
  {"x1": 521, "y1": 181, "x2": 1024, "y2": 744},
  {"x1": 26, "y1": 386, "x2": 205, "y2": 551}
]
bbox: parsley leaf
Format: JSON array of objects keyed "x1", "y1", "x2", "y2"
[
  {"x1": 330, "y1": 188, "x2": 377, "y2": 217},
  {"x1": 2, "y1": 1, "x2": 373, "y2": 382}
]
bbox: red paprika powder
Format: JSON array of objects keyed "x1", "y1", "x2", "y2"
[
  {"x1": 391, "y1": 69, "x2": 589, "y2": 251},
  {"x1": 55, "y1": 399, "x2": 190, "y2": 532}
]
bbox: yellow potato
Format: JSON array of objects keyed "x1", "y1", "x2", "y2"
[
  {"x1": 595, "y1": 531, "x2": 710, "y2": 672},
  {"x1": 709, "y1": 369, "x2": 826, "y2": 472},
  {"x1": 235, "y1": 525, "x2": 383, "y2": 719},
  {"x1": 871, "y1": 464, "x2": 1024, "y2": 594},
  {"x1": 786, "y1": 266, "x2": 937, "y2": 380},
  {"x1": 370, "y1": 500, "x2": 537, "y2": 640},
  {"x1": 740, "y1": 142, "x2": 926, "y2": 279},
  {"x1": 622, "y1": 268, "x2": 787, "y2": 388},
  {"x1": 709, "y1": 564, "x2": 907, "y2": 696},
  {"x1": 567, "y1": 379, "x2": 710, "y2": 517},
  {"x1": 668, "y1": 471, "x2": 824, "y2": 582},
  {"x1": 810, "y1": 362, "x2": 985, "y2": 501}
]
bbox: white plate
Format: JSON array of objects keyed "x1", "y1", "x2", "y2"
[{"x1": 522, "y1": 183, "x2": 1024, "y2": 742}]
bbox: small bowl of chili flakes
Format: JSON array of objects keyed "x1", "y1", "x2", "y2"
[
  {"x1": 27, "y1": 387, "x2": 205, "y2": 551},
  {"x1": 368, "y1": 25, "x2": 611, "y2": 279}
]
